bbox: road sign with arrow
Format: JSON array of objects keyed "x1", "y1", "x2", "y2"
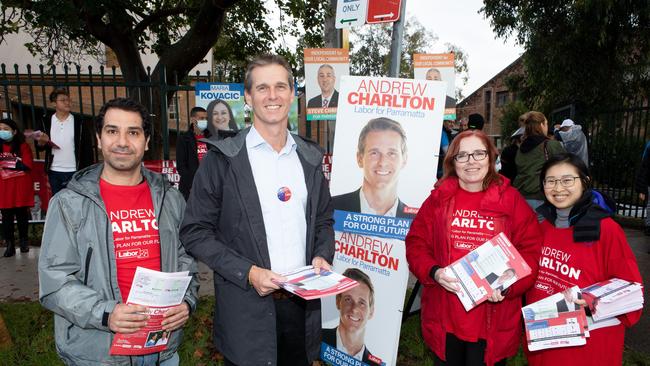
[
  {"x1": 366, "y1": 0, "x2": 401, "y2": 24},
  {"x1": 335, "y1": 0, "x2": 368, "y2": 29}
]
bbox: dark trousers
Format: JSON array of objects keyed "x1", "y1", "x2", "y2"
[
  {"x1": 48, "y1": 170, "x2": 75, "y2": 196},
  {"x1": 224, "y1": 296, "x2": 309, "y2": 366},
  {"x1": 433, "y1": 333, "x2": 507, "y2": 366},
  {"x1": 1, "y1": 207, "x2": 29, "y2": 243}
]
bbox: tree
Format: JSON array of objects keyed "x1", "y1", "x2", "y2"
[
  {"x1": 482, "y1": 1, "x2": 650, "y2": 115},
  {"x1": 1, "y1": 0, "x2": 329, "y2": 157},
  {"x1": 349, "y1": 18, "x2": 469, "y2": 100}
]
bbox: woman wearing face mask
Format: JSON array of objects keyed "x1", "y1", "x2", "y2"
[
  {"x1": 0, "y1": 118, "x2": 34, "y2": 257},
  {"x1": 525, "y1": 153, "x2": 642, "y2": 366},
  {"x1": 176, "y1": 106, "x2": 210, "y2": 200},
  {"x1": 406, "y1": 130, "x2": 542, "y2": 366},
  {"x1": 206, "y1": 99, "x2": 238, "y2": 135}
]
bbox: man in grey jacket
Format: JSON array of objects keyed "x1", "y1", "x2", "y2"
[
  {"x1": 180, "y1": 54, "x2": 335, "y2": 366},
  {"x1": 38, "y1": 98, "x2": 199, "y2": 366},
  {"x1": 555, "y1": 119, "x2": 589, "y2": 166}
]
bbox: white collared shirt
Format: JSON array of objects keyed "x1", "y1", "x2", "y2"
[
  {"x1": 50, "y1": 113, "x2": 76, "y2": 172},
  {"x1": 336, "y1": 327, "x2": 366, "y2": 361},
  {"x1": 359, "y1": 189, "x2": 399, "y2": 217},
  {"x1": 246, "y1": 126, "x2": 307, "y2": 274}
]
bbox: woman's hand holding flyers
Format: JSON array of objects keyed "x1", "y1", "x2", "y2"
[{"x1": 434, "y1": 267, "x2": 460, "y2": 293}]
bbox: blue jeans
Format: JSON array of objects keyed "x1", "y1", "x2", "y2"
[
  {"x1": 133, "y1": 352, "x2": 179, "y2": 366},
  {"x1": 48, "y1": 170, "x2": 75, "y2": 196}
]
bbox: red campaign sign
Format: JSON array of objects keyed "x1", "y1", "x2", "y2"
[
  {"x1": 322, "y1": 153, "x2": 332, "y2": 182},
  {"x1": 143, "y1": 160, "x2": 180, "y2": 188},
  {"x1": 366, "y1": 0, "x2": 401, "y2": 24}
]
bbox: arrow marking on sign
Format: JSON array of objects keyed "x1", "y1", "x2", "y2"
[
  {"x1": 373, "y1": 12, "x2": 395, "y2": 19},
  {"x1": 340, "y1": 18, "x2": 358, "y2": 23}
]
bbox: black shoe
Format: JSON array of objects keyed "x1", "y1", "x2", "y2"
[
  {"x1": 19, "y1": 239, "x2": 29, "y2": 253},
  {"x1": 3, "y1": 241, "x2": 15, "y2": 257}
]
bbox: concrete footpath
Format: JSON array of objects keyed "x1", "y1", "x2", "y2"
[{"x1": 1, "y1": 228, "x2": 648, "y2": 354}]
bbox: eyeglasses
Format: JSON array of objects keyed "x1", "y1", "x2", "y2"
[
  {"x1": 542, "y1": 176, "x2": 581, "y2": 189},
  {"x1": 453, "y1": 150, "x2": 488, "y2": 163}
]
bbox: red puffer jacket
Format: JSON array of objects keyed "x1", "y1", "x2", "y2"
[{"x1": 406, "y1": 176, "x2": 542, "y2": 365}]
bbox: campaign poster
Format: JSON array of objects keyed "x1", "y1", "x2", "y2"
[
  {"x1": 143, "y1": 160, "x2": 179, "y2": 188},
  {"x1": 321, "y1": 76, "x2": 446, "y2": 366},
  {"x1": 413, "y1": 53, "x2": 456, "y2": 120},
  {"x1": 195, "y1": 82, "x2": 299, "y2": 133},
  {"x1": 304, "y1": 48, "x2": 350, "y2": 121}
]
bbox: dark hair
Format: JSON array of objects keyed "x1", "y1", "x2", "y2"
[
  {"x1": 539, "y1": 152, "x2": 591, "y2": 197},
  {"x1": 0, "y1": 118, "x2": 25, "y2": 156},
  {"x1": 95, "y1": 98, "x2": 151, "y2": 138},
  {"x1": 338, "y1": 268, "x2": 374, "y2": 307},
  {"x1": 244, "y1": 54, "x2": 294, "y2": 93},
  {"x1": 49, "y1": 88, "x2": 70, "y2": 103},
  {"x1": 467, "y1": 113, "x2": 485, "y2": 130},
  {"x1": 206, "y1": 99, "x2": 238, "y2": 136},
  {"x1": 357, "y1": 117, "x2": 407, "y2": 156},
  {"x1": 439, "y1": 129, "x2": 502, "y2": 190},
  {"x1": 190, "y1": 106, "x2": 206, "y2": 118}
]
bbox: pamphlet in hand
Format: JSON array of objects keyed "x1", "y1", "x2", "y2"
[
  {"x1": 444, "y1": 232, "x2": 532, "y2": 311},
  {"x1": 273, "y1": 265, "x2": 359, "y2": 300},
  {"x1": 23, "y1": 130, "x2": 60, "y2": 149},
  {"x1": 0, "y1": 152, "x2": 17, "y2": 169},
  {"x1": 581, "y1": 278, "x2": 644, "y2": 322},
  {"x1": 109, "y1": 267, "x2": 192, "y2": 356},
  {"x1": 522, "y1": 286, "x2": 589, "y2": 351}
]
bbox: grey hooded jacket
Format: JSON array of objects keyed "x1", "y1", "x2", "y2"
[
  {"x1": 559, "y1": 124, "x2": 589, "y2": 166},
  {"x1": 38, "y1": 164, "x2": 199, "y2": 365},
  {"x1": 180, "y1": 128, "x2": 335, "y2": 366}
]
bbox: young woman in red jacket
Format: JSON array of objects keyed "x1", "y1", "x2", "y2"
[
  {"x1": 406, "y1": 130, "x2": 542, "y2": 365},
  {"x1": 0, "y1": 118, "x2": 34, "y2": 257},
  {"x1": 526, "y1": 153, "x2": 642, "y2": 365}
]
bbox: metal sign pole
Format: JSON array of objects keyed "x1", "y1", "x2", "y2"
[{"x1": 388, "y1": 0, "x2": 407, "y2": 77}]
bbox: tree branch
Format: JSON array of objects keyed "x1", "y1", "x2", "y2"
[{"x1": 133, "y1": 6, "x2": 198, "y2": 35}]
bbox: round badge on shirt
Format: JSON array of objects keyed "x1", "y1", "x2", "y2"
[{"x1": 277, "y1": 187, "x2": 292, "y2": 202}]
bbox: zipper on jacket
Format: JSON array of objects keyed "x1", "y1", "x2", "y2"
[{"x1": 83, "y1": 247, "x2": 93, "y2": 286}]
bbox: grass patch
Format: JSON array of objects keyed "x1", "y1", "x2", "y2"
[{"x1": 1, "y1": 297, "x2": 649, "y2": 365}]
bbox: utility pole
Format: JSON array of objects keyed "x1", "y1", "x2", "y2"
[{"x1": 388, "y1": 0, "x2": 407, "y2": 77}]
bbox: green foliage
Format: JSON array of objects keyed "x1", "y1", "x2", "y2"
[
  {"x1": 499, "y1": 100, "x2": 529, "y2": 141},
  {"x1": 482, "y1": 1, "x2": 650, "y2": 113},
  {"x1": 349, "y1": 18, "x2": 469, "y2": 97}
]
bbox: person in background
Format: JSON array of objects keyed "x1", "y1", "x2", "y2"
[
  {"x1": 499, "y1": 126, "x2": 524, "y2": 181},
  {"x1": 467, "y1": 113, "x2": 485, "y2": 130},
  {"x1": 635, "y1": 140, "x2": 650, "y2": 236},
  {"x1": 35, "y1": 88, "x2": 94, "y2": 195},
  {"x1": 513, "y1": 111, "x2": 565, "y2": 216},
  {"x1": 0, "y1": 118, "x2": 34, "y2": 257},
  {"x1": 176, "y1": 106, "x2": 208, "y2": 200},
  {"x1": 526, "y1": 153, "x2": 642, "y2": 365},
  {"x1": 554, "y1": 119, "x2": 589, "y2": 166},
  {"x1": 406, "y1": 130, "x2": 542, "y2": 366},
  {"x1": 459, "y1": 117, "x2": 469, "y2": 132}
]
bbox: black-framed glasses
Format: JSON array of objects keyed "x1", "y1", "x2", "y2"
[
  {"x1": 454, "y1": 150, "x2": 488, "y2": 163},
  {"x1": 543, "y1": 176, "x2": 580, "y2": 189}
]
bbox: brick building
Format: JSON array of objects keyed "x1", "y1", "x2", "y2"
[{"x1": 457, "y1": 56, "x2": 524, "y2": 137}]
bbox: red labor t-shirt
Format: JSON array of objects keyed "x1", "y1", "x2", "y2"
[
  {"x1": 446, "y1": 188, "x2": 498, "y2": 341},
  {"x1": 100, "y1": 178, "x2": 161, "y2": 302},
  {"x1": 196, "y1": 134, "x2": 208, "y2": 162}
]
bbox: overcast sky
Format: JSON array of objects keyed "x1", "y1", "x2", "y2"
[{"x1": 403, "y1": 0, "x2": 524, "y2": 97}]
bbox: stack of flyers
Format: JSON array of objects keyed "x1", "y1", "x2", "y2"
[
  {"x1": 273, "y1": 265, "x2": 358, "y2": 300},
  {"x1": 0, "y1": 152, "x2": 17, "y2": 169},
  {"x1": 109, "y1": 267, "x2": 192, "y2": 356},
  {"x1": 444, "y1": 232, "x2": 532, "y2": 311},
  {"x1": 522, "y1": 286, "x2": 589, "y2": 351},
  {"x1": 581, "y1": 278, "x2": 644, "y2": 322}
]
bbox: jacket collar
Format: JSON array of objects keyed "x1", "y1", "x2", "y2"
[
  {"x1": 434, "y1": 175, "x2": 510, "y2": 213},
  {"x1": 66, "y1": 163, "x2": 169, "y2": 214},
  {"x1": 203, "y1": 127, "x2": 323, "y2": 167}
]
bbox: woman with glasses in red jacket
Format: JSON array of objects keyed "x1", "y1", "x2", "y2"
[{"x1": 406, "y1": 130, "x2": 542, "y2": 365}]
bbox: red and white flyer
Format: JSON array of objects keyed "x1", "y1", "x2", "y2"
[
  {"x1": 581, "y1": 278, "x2": 644, "y2": 321},
  {"x1": 444, "y1": 232, "x2": 532, "y2": 311},
  {"x1": 522, "y1": 286, "x2": 589, "y2": 351},
  {"x1": 109, "y1": 267, "x2": 192, "y2": 356},
  {"x1": 274, "y1": 265, "x2": 359, "y2": 300}
]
